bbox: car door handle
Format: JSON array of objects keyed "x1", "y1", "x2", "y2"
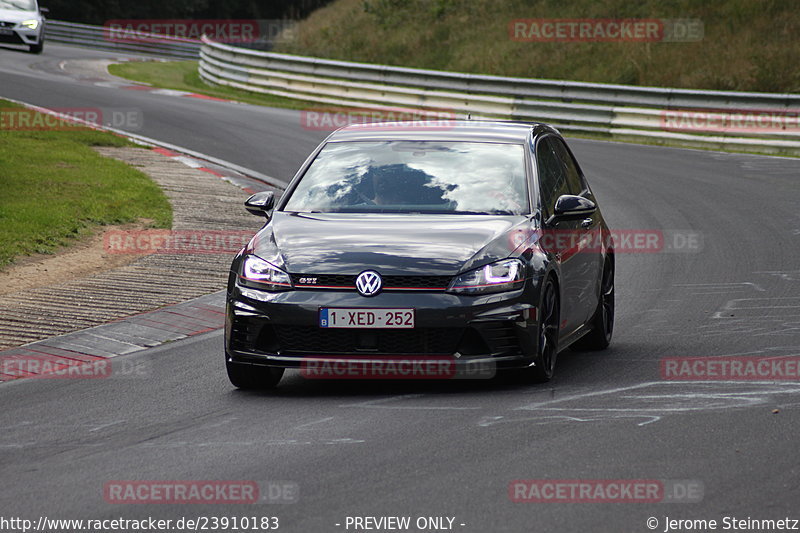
[{"x1": 581, "y1": 218, "x2": 593, "y2": 228}]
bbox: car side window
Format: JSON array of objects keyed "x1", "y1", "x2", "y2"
[
  {"x1": 550, "y1": 138, "x2": 585, "y2": 196},
  {"x1": 535, "y1": 137, "x2": 569, "y2": 218}
]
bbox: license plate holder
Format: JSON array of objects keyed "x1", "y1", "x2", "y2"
[{"x1": 320, "y1": 308, "x2": 415, "y2": 329}]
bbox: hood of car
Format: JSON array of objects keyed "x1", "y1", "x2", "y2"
[
  {"x1": 249, "y1": 211, "x2": 531, "y2": 276},
  {"x1": 0, "y1": 8, "x2": 38, "y2": 22}
]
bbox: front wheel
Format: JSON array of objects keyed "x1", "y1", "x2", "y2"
[
  {"x1": 526, "y1": 277, "x2": 560, "y2": 382},
  {"x1": 573, "y1": 258, "x2": 614, "y2": 351},
  {"x1": 29, "y1": 41, "x2": 43, "y2": 54},
  {"x1": 226, "y1": 359, "x2": 284, "y2": 389}
]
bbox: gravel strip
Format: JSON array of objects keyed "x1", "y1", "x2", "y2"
[{"x1": 0, "y1": 147, "x2": 268, "y2": 351}]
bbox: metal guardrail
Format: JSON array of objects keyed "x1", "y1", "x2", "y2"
[
  {"x1": 38, "y1": 21, "x2": 800, "y2": 155},
  {"x1": 45, "y1": 20, "x2": 200, "y2": 59},
  {"x1": 199, "y1": 36, "x2": 800, "y2": 155}
]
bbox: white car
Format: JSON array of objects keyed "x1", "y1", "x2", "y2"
[{"x1": 0, "y1": 0, "x2": 46, "y2": 54}]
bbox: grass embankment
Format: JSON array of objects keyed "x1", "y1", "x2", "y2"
[
  {"x1": 0, "y1": 100, "x2": 172, "y2": 270},
  {"x1": 278, "y1": 0, "x2": 799, "y2": 93},
  {"x1": 108, "y1": 61, "x2": 309, "y2": 109},
  {"x1": 104, "y1": 1, "x2": 798, "y2": 157},
  {"x1": 106, "y1": 0, "x2": 799, "y2": 104}
]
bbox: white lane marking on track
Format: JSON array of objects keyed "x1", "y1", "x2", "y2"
[
  {"x1": 3, "y1": 420, "x2": 126, "y2": 431},
  {"x1": 341, "y1": 394, "x2": 481, "y2": 410},
  {"x1": 293, "y1": 417, "x2": 335, "y2": 430},
  {"x1": 151, "y1": 89, "x2": 192, "y2": 97},
  {"x1": 695, "y1": 346, "x2": 800, "y2": 357},
  {"x1": 673, "y1": 282, "x2": 765, "y2": 292},
  {"x1": 94, "y1": 81, "x2": 127, "y2": 88},
  {"x1": 173, "y1": 155, "x2": 202, "y2": 168},
  {"x1": 89, "y1": 420, "x2": 126, "y2": 432},
  {"x1": 0, "y1": 439, "x2": 366, "y2": 448},
  {"x1": 516, "y1": 382, "x2": 655, "y2": 410},
  {"x1": 712, "y1": 297, "x2": 800, "y2": 319},
  {"x1": 756, "y1": 270, "x2": 800, "y2": 281},
  {"x1": 0, "y1": 443, "x2": 104, "y2": 448},
  {"x1": 489, "y1": 381, "x2": 800, "y2": 427},
  {"x1": 138, "y1": 438, "x2": 365, "y2": 447},
  {"x1": 194, "y1": 417, "x2": 239, "y2": 429},
  {"x1": 697, "y1": 319, "x2": 800, "y2": 337},
  {"x1": 478, "y1": 414, "x2": 661, "y2": 427}
]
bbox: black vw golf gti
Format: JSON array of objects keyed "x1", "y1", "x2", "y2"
[{"x1": 225, "y1": 121, "x2": 614, "y2": 388}]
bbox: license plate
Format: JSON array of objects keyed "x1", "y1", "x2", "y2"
[
  {"x1": 320, "y1": 308, "x2": 414, "y2": 329},
  {"x1": 0, "y1": 29, "x2": 14, "y2": 35}
]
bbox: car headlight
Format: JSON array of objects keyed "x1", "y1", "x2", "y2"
[
  {"x1": 239, "y1": 255, "x2": 292, "y2": 291},
  {"x1": 21, "y1": 20, "x2": 40, "y2": 30},
  {"x1": 447, "y1": 259, "x2": 525, "y2": 295}
]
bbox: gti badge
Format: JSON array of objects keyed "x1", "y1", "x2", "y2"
[{"x1": 355, "y1": 271, "x2": 382, "y2": 297}]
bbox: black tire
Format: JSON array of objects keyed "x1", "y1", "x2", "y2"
[
  {"x1": 573, "y1": 257, "x2": 614, "y2": 351},
  {"x1": 29, "y1": 42, "x2": 43, "y2": 54},
  {"x1": 526, "y1": 277, "x2": 560, "y2": 382},
  {"x1": 226, "y1": 360, "x2": 284, "y2": 389}
]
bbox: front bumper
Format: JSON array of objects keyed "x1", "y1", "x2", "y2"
[
  {"x1": 225, "y1": 280, "x2": 541, "y2": 371},
  {"x1": 0, "y1": 23, "x2": 42, "y2": 45}
]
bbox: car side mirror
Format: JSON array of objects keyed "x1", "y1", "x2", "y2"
[
  {"x1": 39, "y1": 6, "x2": 49, "y2": 14},
  {"x1": 244, "y1": 191, "x2": 274, "y2": 217},
  {"x1": 553, "y1": 194, "x2": 596, "y2": 219}
]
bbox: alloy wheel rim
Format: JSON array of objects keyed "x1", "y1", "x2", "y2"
[
  {"x1": 601, "y1": 263, "x2": 614, "y2": 339},
  {"x1": 539, "y1": 282, "x2": 558, "y2": 374}
]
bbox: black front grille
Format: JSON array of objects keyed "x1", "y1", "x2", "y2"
[
  {"x1": 290, "y1": 273, "x2": 451, "y2": 290},
  {"x1": 230, "y1": 314, "x2": 526, "y2": 358},
  {"x1": 274, "y1": 325, "x2": 463, "y2": 355},
  {"x1": 0, "y1": 22, "x2": 15, "y2": 28},
  {"x1": 383, "y1": 275, "x2": 452, "y2": 289},
  {"x1": 0, "y1": 29, "x2": 23, "y2": 44}
]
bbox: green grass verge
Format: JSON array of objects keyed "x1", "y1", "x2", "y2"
[
  {"x1": 108, "y1": 60, "x2": 312, "y2": 110},
  {"x1": 0, "y1": 99, "x2": 172, "y2": 270}
]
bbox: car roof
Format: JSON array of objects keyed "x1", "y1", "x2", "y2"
[{"x1": 327, "y1": 120, "x2": 557, "y2": 143}]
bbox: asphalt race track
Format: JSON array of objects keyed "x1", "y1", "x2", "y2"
[{"x1": 1, "y1": 44, "x2": 799, "y2": 532}]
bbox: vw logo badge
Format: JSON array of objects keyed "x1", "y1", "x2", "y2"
[{"x1": 355, "y1": 271, "x2": 382, "y2": 297}]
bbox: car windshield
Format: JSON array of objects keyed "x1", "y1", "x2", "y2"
[
  {"x1": 283, "y1": 140, "x2": 528, "y2": 215},
  {"x1": 0, "y1": 0, "x2": 36, "y2": 10}
]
